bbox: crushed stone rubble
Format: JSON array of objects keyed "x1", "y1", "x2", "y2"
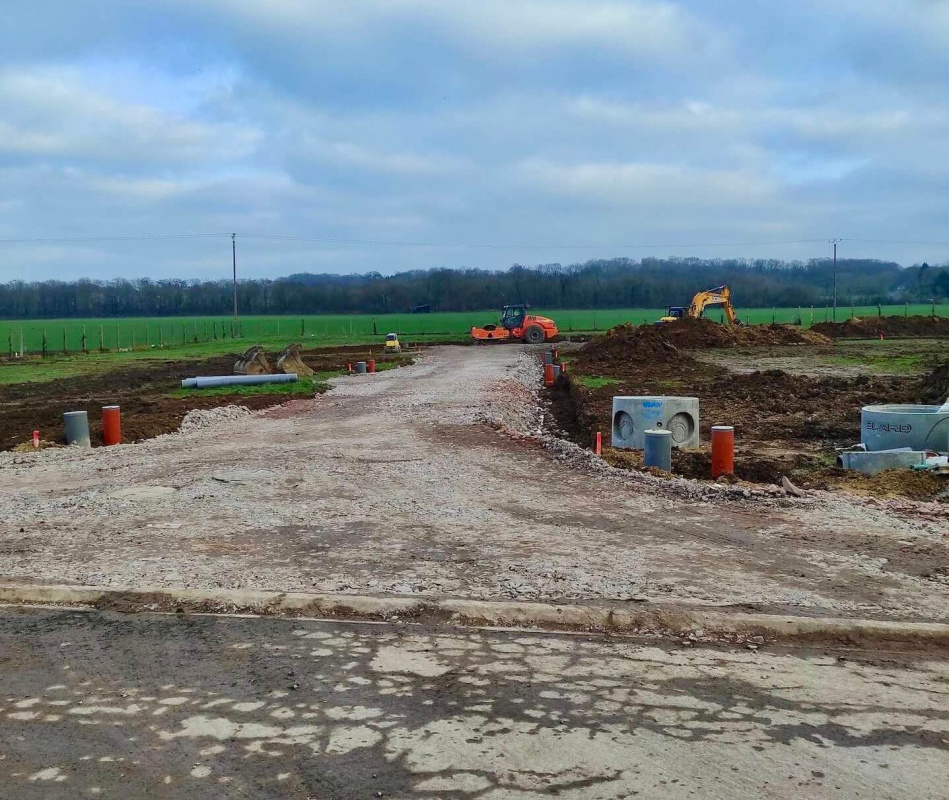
[
  {"x1": 0, "y1": 344, "x2": 945, "y2": 620},
  {"x1": 179, "y1": 404, "x2": 253, "y2": 432}
]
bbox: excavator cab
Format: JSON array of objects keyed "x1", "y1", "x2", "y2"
[
  {"x1": 500, "y1": 304, "x2": 527, "y2": 330},
  {"x1": 657, "y1": 307, "x2": 686, "y2": 325}
]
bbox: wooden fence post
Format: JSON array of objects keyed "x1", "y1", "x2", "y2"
[
  {"x1": 42, "y1": 328, "x2": 47, "y2": 357},
  {"x1": 63, "y1": 326, "x2": 67, "y2": 355},
  {"x1": 81, "y1": 326, "x2": 87, "y2": 354},
  {"x1": 99, "y1": 325, "x2": 104, "y2": 352}
]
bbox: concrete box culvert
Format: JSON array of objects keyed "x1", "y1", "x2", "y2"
[
  {"x1": 612, "y1": 396, "x2": 699, "y2": 450},
  {"x1": 861, "y1": 404, "x2": 949, "y2": 453}
]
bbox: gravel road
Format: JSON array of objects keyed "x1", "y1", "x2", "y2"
[
  {"x1": 0, "y1": 345, "x2": 946, "y2": 621},
  {"x1": 2, "y1": 607, "x2": 946, "y2": 799}
]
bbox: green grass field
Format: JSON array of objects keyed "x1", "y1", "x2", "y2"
[{"x1": 1, "y1": 304, "x2": 946, "y2": 358}]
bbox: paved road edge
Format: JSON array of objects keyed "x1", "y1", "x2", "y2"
[{"x1": 1, "y1": 584, "x2": 946, "y2": 647}]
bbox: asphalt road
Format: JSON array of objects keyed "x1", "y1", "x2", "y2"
[{"x1": 1, "y1": 608, "x2": 946, "y2": 799}]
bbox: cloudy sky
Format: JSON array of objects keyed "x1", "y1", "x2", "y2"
[{"x1": 1, "y1": 0, "x2": 948, "y2": 280}]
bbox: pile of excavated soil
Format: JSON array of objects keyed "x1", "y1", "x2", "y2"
[
  {"x1": 812, "y1": 315, "x2": 949, "y2": 339},
  {"x1": 706, "y1": 369, "x2": 914, "y2": 441},
  {"x1": 918, "y1": 360, "x2": 949, "y2": 405},
  {"x1": 580, "y1": 318, "x2": 829, "y2": 368}
]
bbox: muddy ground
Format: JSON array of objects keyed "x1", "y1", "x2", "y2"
[
  {"x1": 0, "y1": 345, "x2": 409, "y2": 451},
  {"x1": 550, "y1": 318, "x2": 949, "y2": 500}
]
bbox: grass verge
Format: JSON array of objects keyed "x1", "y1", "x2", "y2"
[
  {"x1": 573, "y1": 375, "x2": 621, "y2": 389},
  {"x1": 171, "y1": 376, "x2": 328, "y2": 398}
]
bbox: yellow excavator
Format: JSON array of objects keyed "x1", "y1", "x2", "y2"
[{"x1": 658, "y1": 285, "x2": 739, "y2": 325}]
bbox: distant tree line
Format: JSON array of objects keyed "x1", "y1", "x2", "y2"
[{"x1": 1, "y1": 256, "x2": 947, "y2": 319}]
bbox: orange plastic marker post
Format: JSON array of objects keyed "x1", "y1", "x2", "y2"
[
  {"x1": 102, "y1": 405, "x2": 122, "y2": 446},
  {"x1": 594, "y1": 431, "x2": 602, "y2": 455},
  {"x1": 32, "y1": 430, "x2": 39, "y2": 448},
  {"x1": 710, "y1": 425, "x2": 734, "y2": 477}
]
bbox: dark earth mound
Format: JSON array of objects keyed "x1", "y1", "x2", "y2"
[{"x1": 812, "y1": 315, "x2": 949, "y2": 339}]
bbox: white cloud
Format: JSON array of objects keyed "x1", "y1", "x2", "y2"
[
  {"x1": 1, "y1": 1, "x2": 949, "y2": 278},
  {"x1": 197, "y1": 0, "x2": 720, "y2": 62},
  {"x1": 299, "y1": 138, "x2": 469, "y2": 176},
  {"x1": 517, "y1": 158, "x2": 774, "y2": 207},
  {"x1": 0, "y1": 67, "x2": 261, "y2": 165}
]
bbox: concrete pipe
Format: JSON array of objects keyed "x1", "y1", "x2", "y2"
[
  {"x1": 643, "y1": 429, "x2": 672, "y2": 471},
  {"x1": 861, "y1": 405, "x2": 949, "y2": 453},
  {"x1": 355, "y1": 361, "x2": 367, "y2": 374},
  {"x1": 552, "y1": 364, "x2": 562, "y2": 380},
  {"x1": 64, "y1": 411, "x2": 91, "y2": 448}
]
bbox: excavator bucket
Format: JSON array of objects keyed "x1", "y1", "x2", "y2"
[
  {"x1": 233, "y1": 345, "x2": 273, "y2": 375},
  {"x1": 275, "y1": 343, "x2": 314, "y2": 376}
]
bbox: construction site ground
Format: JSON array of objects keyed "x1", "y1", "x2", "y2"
[
  {"x1": 0, "y1": 345, "x2": 410, "y2": 452},
  {"x1": 552, "y1": 318, "x2": 949, "y2": 500},
  {"x1": 1, "y1": 344, "x2": 946, "y2": 626}
]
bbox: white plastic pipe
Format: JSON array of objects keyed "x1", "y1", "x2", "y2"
[{"x1": 181, "y1": 374, "x2": 298, "y2": 389}]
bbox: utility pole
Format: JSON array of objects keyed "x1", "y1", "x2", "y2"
[
  {"x1": 828, "y1": 238, "x2": 840, "y2": 322},
  {"x1": 231, "y1": 233, "x2": 238, "y2": 326}
]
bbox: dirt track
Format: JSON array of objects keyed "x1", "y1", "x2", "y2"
[{"x1": 0, "y1": 346, "x2": 946, "y2": 621}]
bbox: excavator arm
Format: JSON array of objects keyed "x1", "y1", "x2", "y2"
[{"x1": 688, "y1": 285, "x2": 738, "y2": 325}]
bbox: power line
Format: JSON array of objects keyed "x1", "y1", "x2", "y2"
[
  {"x1": 234, "y1": 233, "x2": 835, "y2": 250},
  {"x1": 0, "y1": 231, "x2": 946, "y2": 249},
  {"x1": 839, "y1": 237, "x2": 949, "y2": 246},
  {"x1": 0, "y1": 233, "x2": 230, "y2": 244}
]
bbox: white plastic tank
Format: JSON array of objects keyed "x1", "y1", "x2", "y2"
[{"x1": 861, "y1": 404, "x2": 949, "y2": 453}]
